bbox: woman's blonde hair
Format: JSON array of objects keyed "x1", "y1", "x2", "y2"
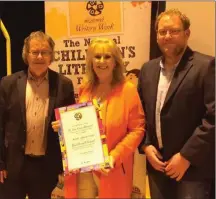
[
  {"x1": 84, "y1": 37, "x2": 125, "y2": 91},
  {"x1": 22, "y1": 30, "x2": 55, "y2": 65}
]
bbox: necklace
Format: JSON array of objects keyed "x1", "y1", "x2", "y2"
[
  {"x1": 91, "y1": 84, "x2": 113, "y2": 134},
  {"x1": 93, "y1": 97, "x2": 104, "y2": 120}
]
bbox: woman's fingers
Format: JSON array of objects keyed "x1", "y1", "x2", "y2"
[{"x1": 51, "y1": 120, "x2": 60, "y2": 132}]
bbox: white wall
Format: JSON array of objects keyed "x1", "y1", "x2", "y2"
[{"x1": 166, "y1": 2, "x2": 215, "y2": 56}]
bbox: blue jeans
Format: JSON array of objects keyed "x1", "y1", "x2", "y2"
[{"x1": 148, "y1": 170, "x2": 212, "y2": 199}]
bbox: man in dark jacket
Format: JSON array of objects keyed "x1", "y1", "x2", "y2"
[
  {"x1": 0, "y1": 31, "x2": 75, "y2": 199},
  {"x1": 138, "y1": 9, "x2": 215, "y2": 199}
]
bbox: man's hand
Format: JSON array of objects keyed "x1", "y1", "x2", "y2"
[
  {"x1": 165, "y1": 153, "x2": 190, "y2": 181},
  {"x1": 52, "y1": 120, "x2": 60, "y2": 133},
  {"x1": 0, "y1": 170, "x2": 7, "y2": 183},
  {"x1": 143, "y1": 145, "x2": 166, "y2": 172}
]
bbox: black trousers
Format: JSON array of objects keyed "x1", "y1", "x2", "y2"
[
  {"x1": 210, "y1": 179, "x2": 215, "y2": 199},
  {"x1": 1, "y1": 156, "x2": 58, "y2": 199},
  {"x1": 148, "y1": 169, "x2": 212, "y2": 199}
]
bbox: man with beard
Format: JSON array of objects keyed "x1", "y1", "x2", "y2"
[
  {"x1": 0, "y1": 31, "x2": 75, "y2": 199},
  {"x1": 138, "y1": 9, "x2": 215, "y2": 199}
]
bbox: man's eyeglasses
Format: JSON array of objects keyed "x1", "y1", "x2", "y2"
[
  {"x1": 29, "y1": 51, "x2": 51, "y2": 57},
  {"x1": 157, "y1": 29, "x2": 183, "y2": 37}
]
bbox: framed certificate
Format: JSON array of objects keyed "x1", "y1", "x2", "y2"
[{"x1": 55, "y1": 102, "x2": 110, "y2": 175}]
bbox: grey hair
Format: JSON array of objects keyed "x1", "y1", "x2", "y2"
[{"x1": 22, "y1": 30, "x2": 55, "y2": 64}]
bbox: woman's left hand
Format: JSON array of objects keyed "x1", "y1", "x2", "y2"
[{"x1": 99, "y1": 156, "x2": 115, "y2": 176}]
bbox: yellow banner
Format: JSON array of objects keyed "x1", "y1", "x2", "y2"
[{"x1": 46, "y1": 2, "x2": 123, "y2": 39}]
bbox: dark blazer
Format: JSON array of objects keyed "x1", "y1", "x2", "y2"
[
  {"x1": 138, "y1": 47, "x2": 215, "y2": 180},
  {"x1": 0, "y1": 69, "x2": 75, "y2": 180}
]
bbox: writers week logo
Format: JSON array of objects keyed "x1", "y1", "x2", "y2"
[
  {"x1": 86, "y1": 1, "x2": 104, "y2": 16},
  {"x1": 68, "y1": 1, "x2": 122, "y2": 36}
]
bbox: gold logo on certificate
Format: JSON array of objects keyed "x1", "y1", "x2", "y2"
[{"x1": 74, "y1": 112, "x2": 82, "y2": 120}]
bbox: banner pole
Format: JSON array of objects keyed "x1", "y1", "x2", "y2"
[{"x1": 0, "y1": 20, "x2": 12, "y2": 75}]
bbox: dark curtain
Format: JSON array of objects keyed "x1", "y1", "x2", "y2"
[
  {"x1": 0, "y1": 1, "x2": 44, "y2": 77},
  {"x1": 150, "y1": 1, "x2": 166, "y2": 60}
]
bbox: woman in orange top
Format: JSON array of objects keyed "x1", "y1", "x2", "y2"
[{"x1": 52, "y1": 37, "x2": 145, "y2": 198}]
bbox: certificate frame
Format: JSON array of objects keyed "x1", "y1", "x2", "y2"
[{"x1": 55, "y1": 101, "x2": 110, "y2": 176}]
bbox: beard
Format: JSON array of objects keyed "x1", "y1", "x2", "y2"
[{"x1": 159, "y1": 44, "x2": 185, "y2": 57}]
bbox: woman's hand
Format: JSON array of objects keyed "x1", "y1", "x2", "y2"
[
  {"x1": 69, "y1": 169, "x2": 80, "y2": 175},
  {"x1": 52, "y1": 120, "x2": 60, "y2": 132},
  {"x1": 99, "y1": 156, "x2": 115, "y2": 176}
]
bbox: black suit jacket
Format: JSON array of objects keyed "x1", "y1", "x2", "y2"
[
  {"x1": 138, "y1": 47, "x2": 215, "y2": 180},
  {"x1": 0, "y1": 69, "x2": 75, "y2": 180}
]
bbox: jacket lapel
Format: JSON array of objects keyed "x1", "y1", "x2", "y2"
[
  {"x1": 151, "y1": 60, "x2": 161, "y2": 115},
  {"x1": 17, "y1": 71, "x2": 27, "y2": 129},
  {"x1": 162, "y1": 47, "x2": 194, "y2": 110}
]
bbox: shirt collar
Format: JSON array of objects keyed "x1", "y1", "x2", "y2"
[
  {"x1": 159, "y1": 57, "x2": 181, "y2": 72},
  {"x1": 28, "y1": 69, "x2": 49, "y2": 81}
]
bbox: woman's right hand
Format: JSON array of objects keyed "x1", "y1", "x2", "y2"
[{"x1": 52, "y1": 120, "x2": 60, "y2": 132}]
